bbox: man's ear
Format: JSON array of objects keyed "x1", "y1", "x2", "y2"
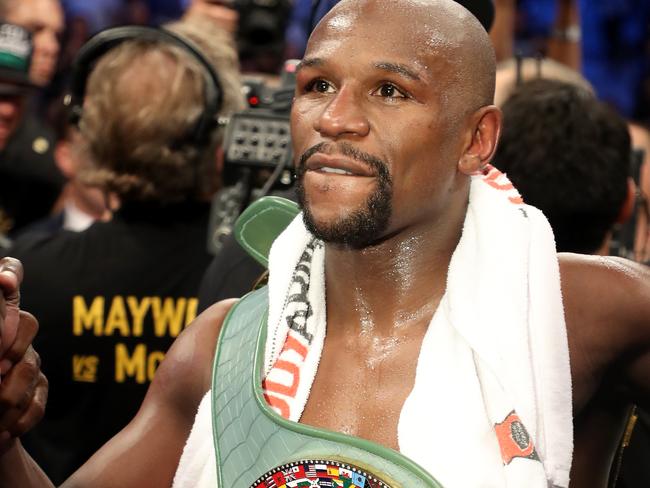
[
  {"x1": 458, "y1": 105, "x2": 502, "y2": 175},
  {"x1": 54, "y1": 140, "x2": 74, "y2": 178}
]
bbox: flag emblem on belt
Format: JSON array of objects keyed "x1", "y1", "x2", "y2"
[{"x1": 250, "y1": 459, "x2": 393, "y2": 487}]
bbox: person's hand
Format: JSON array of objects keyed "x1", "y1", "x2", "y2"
[
  {"x1": 185, "y1": 0, "x2": 239, "y2": 34},
  {"x1": 0, "y1": 258, "x2": 22, "y2": 370},
  {"x1": 0, "y1": 258, "x2": 47, "y2": 453}
]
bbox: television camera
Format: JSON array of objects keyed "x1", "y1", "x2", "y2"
[{"x1": 208, "y1": 59, "x2": 298, "y2": 254}]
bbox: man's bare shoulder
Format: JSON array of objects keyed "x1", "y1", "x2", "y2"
[
  {"x1": 149, "y1": 298, "x2": 238, "y2": 416},
  {"x1": 559, "y1": 252, "x2": 650, "y2": 332},
  {"x1": 558, "y1": 253, "x2": 650, "y2": 409}
]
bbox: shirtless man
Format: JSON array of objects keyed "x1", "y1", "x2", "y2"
[{"x1": 2, "y1": 0, "x2": 650, "y2": 487}]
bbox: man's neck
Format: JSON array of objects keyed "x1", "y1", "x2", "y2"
[
  {"x1": 66, "y1": 183, "x2": 108, "y2": 223},
  {"x1": 323, "y1": 198, "x2": 468, "y2": 338}
]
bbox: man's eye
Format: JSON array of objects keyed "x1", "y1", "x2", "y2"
[
  {"x1": 373, "y1": 83, "x2": 407, "y2": 99},
  {"x1": 307, "y1": 80, "x2": 335, "y2": 94}
]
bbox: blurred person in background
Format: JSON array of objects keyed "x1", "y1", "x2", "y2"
[
  {"x1": 11, "y1": 97, "x2": 113, "y2": 237},
  {"x1": 1, "y1": 0, "x2": 64, "y2": 88},
  {"x1": 0, "y1": 0, "x2": 66, "y2": 237},
  {"x1": 5, "y1": 17, "x2": 245, "y2": 483},
  {"x1": 0, "y1": 24, "x2": 33, "y2": 151},
  {"x1": 493, "y1": 78, "x2": 633, "y2": 255},
  {"x1": 0, "y1": 23, "x2": 37, "y2": 247},
  {"x1": 48, "y1": 100, "x2": 112, "y2": 232}
]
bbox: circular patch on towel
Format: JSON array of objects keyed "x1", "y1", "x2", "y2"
[{"x1": 250, "y1": 459, "x2": 393, "y2": 487}]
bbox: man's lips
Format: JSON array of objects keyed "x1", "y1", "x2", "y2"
[{"x1": 305, "y1": 154, "x2": 375, "y2": 177}]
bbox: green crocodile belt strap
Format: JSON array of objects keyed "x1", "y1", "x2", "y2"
[{"x1": 211, "y1": 287, "x2": 444, "y2": 488}]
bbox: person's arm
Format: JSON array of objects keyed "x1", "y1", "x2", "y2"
[
  {"x1": 489, "y1": 0, "x2": 516, "y2": 63},
  {"x1": 610, "y1": 259, "x2": 650, "y2": 407},
  {"x1": 1, "y1": 295, "x2": 236, "y2": 487},
  {"x1": 1, "y1": 439, "x2": 52, "y2": 487},
  {"x1": 560, "y1": 254, "x2": 650, "y2": 410},
  {"x1": 630, "y1": 123, "x2": 650, "y2": 262},
  {"x1": 547, "y1": 0, "x2": 581, "y2": 71}
]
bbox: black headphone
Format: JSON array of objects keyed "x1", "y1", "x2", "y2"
[{"x1": 65, "y1": 25, "x2": 224, "y2": 146}]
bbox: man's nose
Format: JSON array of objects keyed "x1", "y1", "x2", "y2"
[{"x1": 313, "y1": 88, "x2": 370, "y2": 139}]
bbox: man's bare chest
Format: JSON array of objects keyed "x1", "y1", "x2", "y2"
[{"x1": 299, "y1": 333, "x2": 424, "y2": 451}]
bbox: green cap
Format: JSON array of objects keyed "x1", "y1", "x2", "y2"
[{"x1": 0, "y1": 22, "x2": 35, "y2": 95}]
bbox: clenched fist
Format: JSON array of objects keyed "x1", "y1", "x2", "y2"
[{"x1": 0, "y1": 258, "x2": 47, "y2": 453}]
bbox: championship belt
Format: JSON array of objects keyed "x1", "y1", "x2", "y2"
[{"x1": 211, "y1": 287, "x2": 444, "y2": 488}]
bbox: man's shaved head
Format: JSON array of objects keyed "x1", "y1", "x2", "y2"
[{"x1": 311, "y1": 0, "x2": 496, "y2": 116}]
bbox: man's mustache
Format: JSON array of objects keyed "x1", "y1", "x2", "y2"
[{"x1": 296, "y1": 142, "x2": 390, "y2": 178}]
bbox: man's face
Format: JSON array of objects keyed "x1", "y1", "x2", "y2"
[
  {"x1": 0, "y1": 93, "x2": 26, "y2": 151},
  {"x1": 291, "y1": 2, "x2": 468, "y2": 247},
  {"x1": 4, "y1": 0, "x2": 64, "y2": 86}
]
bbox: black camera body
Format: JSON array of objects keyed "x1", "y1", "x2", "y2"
[
  {"x1": 222, "y1": 84, "x2": 293, "y2": 171},
  {"x1": 208, "y1": 62, "x2": 297, "y2": 255},
  {"x1": 222, "y1": 61, "x2": 297, "y2": 172}
]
